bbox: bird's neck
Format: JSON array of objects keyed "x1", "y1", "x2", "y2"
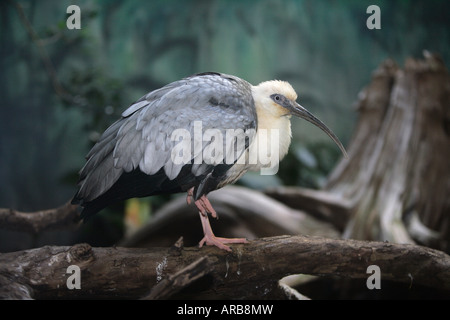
[
  {"x1": 254, "y1": 108, "x2": 292, "y2": 162},
  {"x1": 240, "y1": 102, "x2": 292, "y2": 173}
]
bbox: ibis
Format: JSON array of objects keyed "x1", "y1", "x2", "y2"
[{"x1": 72, "y1": 72, "x2": 347, "y2": 251}]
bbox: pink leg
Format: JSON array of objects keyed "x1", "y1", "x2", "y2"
[
  {"x1": 186, "y1": 188, "x2": 247, "y2": 251},
  {"x1": 195, "y1": 195, "x2": 218, "y2": 219},
  {"x1": 198, "y1": 211, "x2": 248, "y2": 252},
  {"x1": 186, "y1": 187, "x2": 194, "y2": 205},
  {"x1": 186, "y1": 187, "x2": 218, "y2": 219}
]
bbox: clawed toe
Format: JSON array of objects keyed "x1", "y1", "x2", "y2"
[{"x1": 198, "y1": 235, "x2": 248, "y2": 252}]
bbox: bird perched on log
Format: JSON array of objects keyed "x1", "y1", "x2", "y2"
[{"x1": 72, "y1": 72, "x2": 347, "y2": 251}]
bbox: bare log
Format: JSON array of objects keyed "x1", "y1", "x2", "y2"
[
  {"x1": 0, "y1": 201, "x2": 80, "y2": 234},
  {"x1": 120, "y1": 186, "x2": 340, "y2": 248},
  {"x1": 142, "y1": 255, "x2": 214, "y2": 300},
  {"x1": 264, "y1": 186, "x2": 352, "y2": 231},
  {"x1": 1, "y1": 235, "x2": 449, "y2": 300},
  {"x1": 265, "y1": 53, "x2": 450, "y2": 252},
  {"x1": 327, "y1": 53, "x2": 450, "y2": 249}
]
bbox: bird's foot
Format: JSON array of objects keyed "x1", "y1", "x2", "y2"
[
  {"x1": 195, "y1": 195, "x2": 218, "y2": 219},
  {"x1": 186, "y1": 188, "x2": 218, "y2": 219},
  {"x1": 197, "y1": 209, "x2": 247, "y2": 252},
  {"x1": 198, "y1": 235, "x2": 248, "y2": 252}
]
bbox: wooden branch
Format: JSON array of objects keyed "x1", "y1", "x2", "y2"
[
  {"x1": 0, "y1": 201, "x2": 80, "y2": 234},
  {"x1": 321, "y1": 53, "x2": 450, "y2": 250},
  {"x1": 120, "y1": 186, "x2": 340, "y2": 248},
  {"x1": 1, "y1": 235, "x2": 449, "y2": 299},
  {"x1": 264, "y1": 186, "x2": 352, "y2": 230},
  {"x1": 142, "y1": 255, "x2": 214, "y2": 300}
]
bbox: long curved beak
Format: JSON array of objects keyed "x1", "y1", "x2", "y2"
[{"x1": 290, "y1": 102, "x2": 348, "y2": 158}]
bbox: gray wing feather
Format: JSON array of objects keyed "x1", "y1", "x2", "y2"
[
  {"x1": 121, "y1": 82, "x2": 181, "y2": 118},
  {"x1": 76, "y1": 73, "x2": 256, "y2": 201}
]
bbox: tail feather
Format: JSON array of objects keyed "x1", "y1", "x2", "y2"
[{"x1": 72, "y1": 168, "x2": 195, "y2": 220}]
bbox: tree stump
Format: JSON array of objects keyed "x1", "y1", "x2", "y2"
[{"x1": 269, "y1": 52, "x2": 450, "y2": 252}]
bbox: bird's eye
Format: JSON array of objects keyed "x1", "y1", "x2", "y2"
[{"x1": 270, "y1": 93, "x2": 286, "y2": 105}]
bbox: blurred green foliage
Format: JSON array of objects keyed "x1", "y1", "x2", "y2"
[{"x1": 278, "y1": 141, "x2": 342, "y2": 189}]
